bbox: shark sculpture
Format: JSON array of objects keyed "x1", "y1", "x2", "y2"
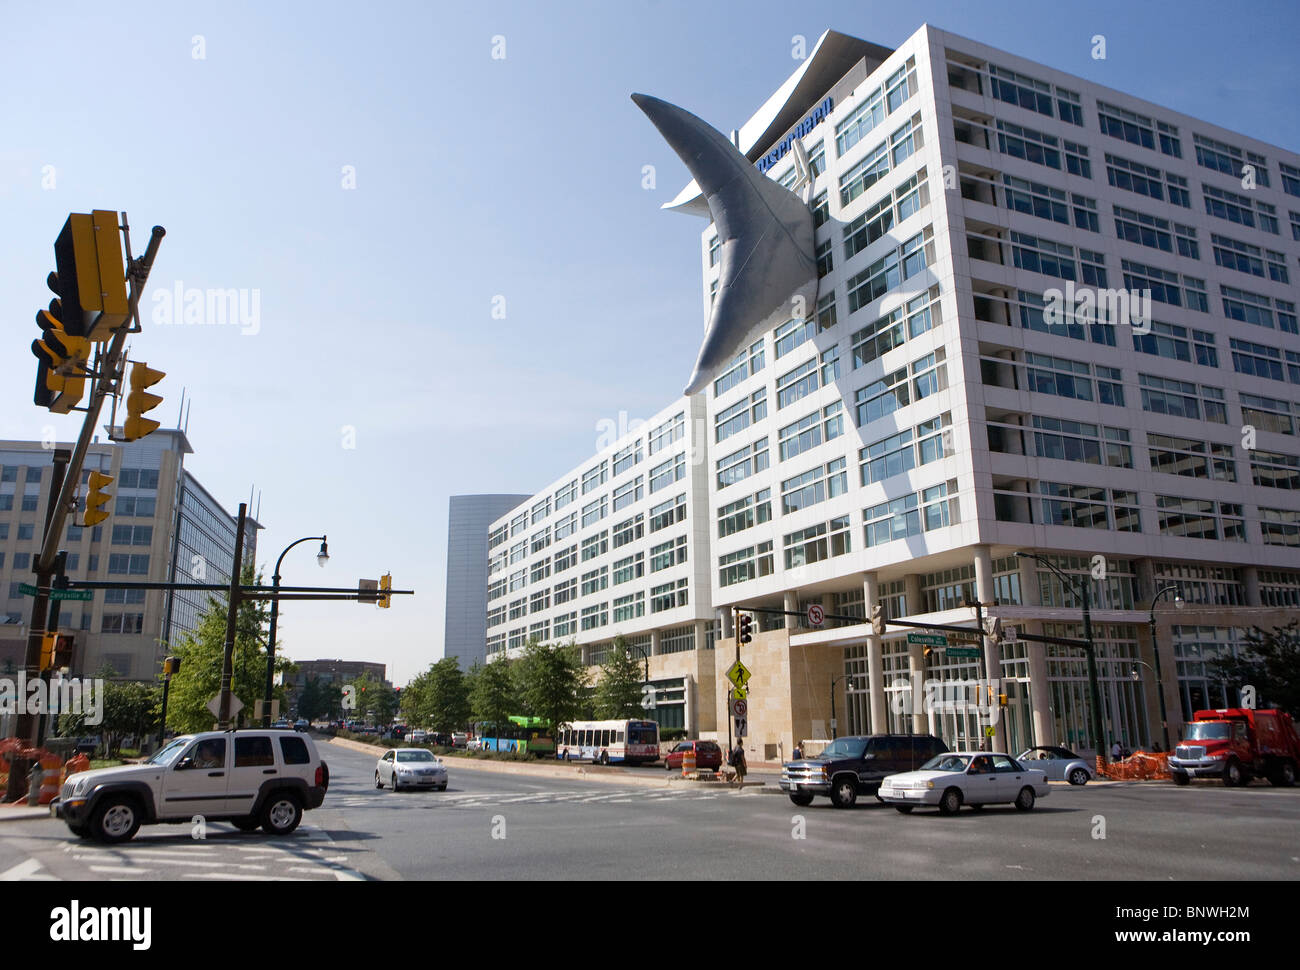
[{"x1": 631, "y1": 93, "x2": 819, "y2": 396}]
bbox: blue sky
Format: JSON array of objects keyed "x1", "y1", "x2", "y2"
[{"x1": 3, "y1": 0, "x2": 1297, "y2": 685}]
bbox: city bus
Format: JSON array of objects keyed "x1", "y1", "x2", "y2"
[
  {"x1": 556, "y1": 719, "x2": 660, "y2": 765},
  {"x1": 474, "y1": 716, "x2": 555, "y2": 756}
]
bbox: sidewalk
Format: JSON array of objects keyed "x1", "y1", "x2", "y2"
[{"x1": 0, "y1": 803, "x2": 52, "y2": 822}]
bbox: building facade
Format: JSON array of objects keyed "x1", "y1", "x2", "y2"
[
  {"x1": 480, "y1": 25, "x2": 1300, "y2": 760},
  {"x1": 0, "y1": 429, "x2": 257, "y2": 682},
  {"x1": 443, "y1": 494, "x2": 531, "y2": 670}
]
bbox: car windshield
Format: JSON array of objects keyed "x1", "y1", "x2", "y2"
[
  {"x1": 920, "y1": 754, "x2": 971, "y2": 772},
  {"x1": 146, "y1": 737, "x2": 191, "y2": 766},
  {"x1": 396, "y1": 750, "x2": 435, "y2": 763},
  {"x1": 1186, "y1": 722, "x2": 1232, "y2": 740},
  {"x1": 815, "y1": 739, "x2": 866, "y2": 760}
]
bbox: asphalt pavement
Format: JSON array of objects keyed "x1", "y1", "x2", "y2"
[{"x1": 2, "y1": 741, "x2": 1297, "y2": 880}]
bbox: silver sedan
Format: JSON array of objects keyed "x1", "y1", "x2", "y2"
[
  {"x1": 1016, "y1": 746, "x2": 1093, "y2": 785},
  {"x1": 375, "y1": 748, "x2": 448, "y2": 792}
]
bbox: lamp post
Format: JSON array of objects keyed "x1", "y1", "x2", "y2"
[
  {"x1": 1016, "y1": 552, "x2": 1107, "y2": 764},
  {"x1": 830, "y1": 674, "x2": 854, "y2": 739},
  {"x1": 1147, "y1": 584, "x2": 1182, "y2": 752},
  {"x1": 263, "y1": 536, "x2": 329, "y2": 727}
]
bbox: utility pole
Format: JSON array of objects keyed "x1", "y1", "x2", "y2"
[{"x1": 216, "y1": 504, "x2": 248, "y2": 728}]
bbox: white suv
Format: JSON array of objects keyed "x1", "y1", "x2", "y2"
[{"x1": 53, "y1": 729, "x2": 330, "y2": 844}]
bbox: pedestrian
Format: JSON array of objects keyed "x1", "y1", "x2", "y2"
[
  {"x1": 729, "y1": 742, "x2": 747, "y2": 788},
  {"x1": 1110, "y1": 740, "x2": 1122, "y2": 761},
  {"x1": 792, "y1": 741, "x2": 803, "y2": 760}
]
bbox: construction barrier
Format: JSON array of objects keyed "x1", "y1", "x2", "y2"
[
  {"x1": 1100, "y1": 750, "x2": 1171, "y2": 781},
  {"x1": 682, "y1": 747, "x2": 696, "y2": 777},
  {"x1": 63, "y1": 754, "x2": 91, "y2": 781},
  {"x1": 37, "y1": 753, "x2": 61, "y2": 804}
]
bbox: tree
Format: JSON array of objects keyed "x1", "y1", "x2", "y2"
[
  {"x1": 163, "y1": 563, "x2": 287, "y2": 734},
  {"x1": 470, "y1": 656, "x2": 516, "y2": 729},
  {"x1": 515, "y1": 639, "x2": 583, "y2": 736},
  {"x1": 594, "y1": 635, "x2": 646, "y2": 719},
  {"x1": 421, "y1": 658, "x2": 471, "y2": 732},
  {"x1": 59, "y1": 663, "x2": 160, "y2": 756},
  {"x1": 1208, "y1": 621, "x2": 1300, "y2": 716},
  {"x1": 296, "y1": 676, "x2": 331, "y2": 722}
]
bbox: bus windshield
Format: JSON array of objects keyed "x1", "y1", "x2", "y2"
[{"x1": 628, "y1": 723, "x2": 658, "y2": 745}]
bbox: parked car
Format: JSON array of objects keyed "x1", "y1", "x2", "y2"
[
  {"x1": 879, "y1": 751, "x2": 1050, "y2": 814},
  {"x1": 409, "y1": 729, "x2": 428, "y2": 744},
  {"x1": 1016, "y1": 746, "x2": 1093, "y2": 785},
  {"x1": 664, "y1": 740, "x2": 721, "y2": 771},
  {"x1": 780, "y1": 734, "x2": 949, "y2": 808},
  {"x1": 271, "y1": 719, "x2": 291, "y2": 730},
  {"x1": 451, "y1": 733, "x2": 469, "y2": 748},
  {"x1": 294, "y1": 718, "x2": 310, "y2": 733},
  {"x1": 73, "y1": 736, "x2": 101, "y2": 757},
  {"x1": 53, "y1": 729, "x2": 329, "y2": 843},
  {"x1": 431, "y1": 733, "x2": 452, "y2": 747},
  {"x1": 375, "y1": 748, "x2": 447, "y2": 791}
]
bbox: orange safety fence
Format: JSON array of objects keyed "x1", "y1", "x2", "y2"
[
  {"x1": 1098, "y1": 750, "x2": 1171, "y2": 781},
  {"x1": 0, "y1": 743, "x2": 78, "y2": 803}
]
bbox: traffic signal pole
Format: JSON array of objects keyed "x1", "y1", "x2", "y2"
[
  {"x1": 6, "y1": 218, "x2": 164, "y2": 801},
  {"x1": 216, "y1": 504, "x2": 248, "y2": 728}
]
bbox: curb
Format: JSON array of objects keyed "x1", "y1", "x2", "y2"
[
  {"x1": 323, "y1": 736, "x2": 782, "y2": 793},
  {"x1": 0, "y1": 805, "x2": 52, "y2": 822}
]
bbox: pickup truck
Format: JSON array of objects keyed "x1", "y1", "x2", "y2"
[
  {"x1": 780, "y1": 734, "x2": 949, "y2": 808},
  {"x1": 1168, "y1": 708, "x2": 1299, "y2": 787}
]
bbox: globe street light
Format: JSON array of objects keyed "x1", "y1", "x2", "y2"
[
  {"x1": 263, "y1": 536, "x2": 328, "y2": 726},
  {"x1": 1147, "y1": 584, "x2": 1182, "y2": 752}
]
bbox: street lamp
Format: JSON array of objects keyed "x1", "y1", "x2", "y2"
[
  {"x1": 263, "y1": 535, "x2": 329, "y2": 727},
  {"x1": 1147, "y1": 584, "x2": 1182, "y2": 752},
  {"x1": 1016, "y1": 551, "x2": 1107, "y2": 764},
  {"x1": 830, "y1": 674, "x2": 854, "y2": 739}
]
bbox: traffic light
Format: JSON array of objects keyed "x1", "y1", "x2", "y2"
[
  {"x1": 738, "y1": 611, "x2": 752, "y2": 644},
  {"x1": 32, "y1": 308, "x2": 90, "y2": 413},
  {"x1": 53, "y1": 635, "x2": 74, "y2": 670},
  {"x1": 163, "y1": 656, "x2": 181, "y2": 676},
  {"x1": 50, "y1": 210, "x2": 128, "y2": 342},
  {"x1": 123, "y1": 361, "x2": 165, "y2": 441},
  {"x1": 39, "y1": 633, "x2": 56, "y2": 671},
  {"x1": 378, "y1": 573, "x2": 392, "y2": 608},
  {"x1": 83, "y1": 472, "x2": 113, "y2": 526},
  {"x1": 870, "y1": 604, "x2": 886, "y2": 636}
]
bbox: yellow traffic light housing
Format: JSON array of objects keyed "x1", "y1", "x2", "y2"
[
  {"x1": 123, "y1": 361, "x2": 165, "y2": 441},
  {"x1": 32, "y1": 308, "x2": 90, "y2": 413},
  {"x1": 39, "y1": 633, "x2": 57, "y2": 672},
  {"x1": 52, "y1": 210, "x2": 128, "y2": 342},
  {"x1": 378, "y1": 573, "x2": 392, "y2": 608},
  {"x1": 84, "y1": 471, "x2": 113, "y2": 526}
]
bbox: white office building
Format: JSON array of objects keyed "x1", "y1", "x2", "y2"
[{"x1": 485, "y1": 25, "x2": 1300, "y2": 759}]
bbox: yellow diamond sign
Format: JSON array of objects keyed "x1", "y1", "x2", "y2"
[{"x1": 726, "y1": 660, "x2": 751, "y2": 690}]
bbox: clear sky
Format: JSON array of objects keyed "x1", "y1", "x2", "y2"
[{"x1": 3, "y1": 0, "x2": 1297, "y2": 685}]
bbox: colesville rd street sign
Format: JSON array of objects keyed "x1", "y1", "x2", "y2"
[{"x1": 907, "y1": 632, "x2": 947, "y2": 647}]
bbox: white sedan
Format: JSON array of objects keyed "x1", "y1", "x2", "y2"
[
  {"x1": 879, "y1": 752, "x2": 1050, "y2": 815},
  {"x1": 375, "y1": 748, "x2": 448, "y2": 792}
]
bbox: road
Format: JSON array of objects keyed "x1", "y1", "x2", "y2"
[{"x1": 2, "y1": 741, "x2": 1298, "y2": 880}]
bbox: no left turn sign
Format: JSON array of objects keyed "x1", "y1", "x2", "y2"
[{"x1": 808, "y1": 604, "x2": 824, "y2": 627}]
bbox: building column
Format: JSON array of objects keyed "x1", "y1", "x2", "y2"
[
  {"x1": 718, "y1": 607, "x2": 733, "y2": 639},
  {"x1": 904, "y1": 573, "x2": 922, "y2": 617},
  {"x1": 907, "y1": 640, "x2": 927, "y2": 733},
  {"x1": 685, "y1": 675, "x2": 695, "y2": 737},
  {"x1": 1134, "y1": 557, "x2": 1156, "y2": 604},
  {"x1": 1243, "y1": 566, "x2": 1261, "y2": 607},
  {"x1": 649, "y1": 629, "x2": 661, "y2": 658},
  {"x1": 973, "y1": 545, "x2": 1004, "y2": 753},
  {"x1": 1025, "y1": 620, "x2": 1054, "y2": 747},
  {"x1": 784, "y1": 590, "x2": 799, "y2": 631},
  {"x1": 863, "y1": 572, "x2": 886, "y2": 733},
  {"x1": 1018, "y1": 556, "x2": 1041, "y2": 608},
  {"x1": 692, "y1": 620, "x2": 709, "y2": 654}
]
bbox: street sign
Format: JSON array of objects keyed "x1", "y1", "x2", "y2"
[
  {"x1": 807, "y1": 604, "x2": 824, "y2": 627},
  {"x1": 984, "y1": 725, "x2": 996, "y2": 738},
  {"x1": 907, "y1": 632, "x2": 948, "y2": 647},
  {"x1": 945, "y1": 646, "x2": 982, "y2": 658},
  {"x1": 207, "y1": 693, "x2": 244, "y2": 720},
  {"x1": 17, "y1": 584, "x2": 93, "y2": 602},
  {"x1": 1004, "y1": 625, "x2": 1019, "y2": 641},
  {"x1": 357, "y1": 579, "x2": 379, "y2": 604},
  {"x1": 725, "y1": 659, "x2": 751, "y2": 690},
  {"x1": 731, "y1": 686, "x2": 747, "y2": 700},
  {"x1": 730, "y1": 698, "x2": 748, "y2": 719},
  {"x1": 18, "y1": 583, "x2": 37, "y2": 597},
  {"x1": 734, "y1": 716, "x2": 748, "y2": 738}
]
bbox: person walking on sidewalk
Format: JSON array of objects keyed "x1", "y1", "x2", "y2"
[{"x1": 729, "y1": 742, "x2": 747, "y2": 788}]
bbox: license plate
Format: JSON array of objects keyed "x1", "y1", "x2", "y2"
[{"x1": 789, "y1": 784, "x2": 799, "y2": 791}]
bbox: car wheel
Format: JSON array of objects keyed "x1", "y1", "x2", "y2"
[
  {"x1": 375, "y1": 771, "x2": 384, "y2": 789},
  {"x1": 969, "y1": 802, "x2": 984, "y2": 811},
  {"x1": 894, "y1": 805, "x2": 914, "y2": 814},
  {"x1": 90, "y1": 795, "x2": 141, "y2": 844},
  {"x1": 666, "y1": 761, "x2": 673, "y2": 771},
  {"x1": 1068, "y1": 768, "x2": 1089, "y2": 786},
  {"x1": 437, "y1": 785, "x2": 447, "y2": 792},
  {"x1": 1014, "y1": 787, "x2": 1036, "y2": 811},
  {"x1": 68, "y1": 824, "x2": 91, "y2": 839},
  {"x1": 938, "y1": 787, "x2": 962, "y2": 816},
  {"x1": 1172, "y1": 771, "x2": 1190, "y2": 786},
  {"x1": 1268, "y1": 761, "x2": 1296, "y2": 787},
  {"x1": 391, "y1": 772, "x2": 401, "y2": 792},
  {"x1": 260, "y1": 793, "x2": 303, "y2": 835},
  {"x1": 232, "y1": 816, "x2": 260, "y2": 832},
  {"x1": 828, "y1": 777, "x2": 858, "y2": 808},
  {"x1": 788, "y1": 792, "x2": 814, "y2": 807},
  {"x1": 1223, "y1": 759, "x2": 1242, "y2": 787}
]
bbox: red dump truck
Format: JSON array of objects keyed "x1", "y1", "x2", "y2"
[{"x1": 1168, "y1": 708, "x2": 1300, "y2": 787}]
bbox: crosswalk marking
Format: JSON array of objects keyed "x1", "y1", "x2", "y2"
[{"x1": 0, "y1": 858, "x2": 57, "y2": 881}]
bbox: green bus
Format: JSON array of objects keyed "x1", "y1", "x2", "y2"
[{"x1": 474, "y1": 716, "x2": 556, "y2": 756}]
